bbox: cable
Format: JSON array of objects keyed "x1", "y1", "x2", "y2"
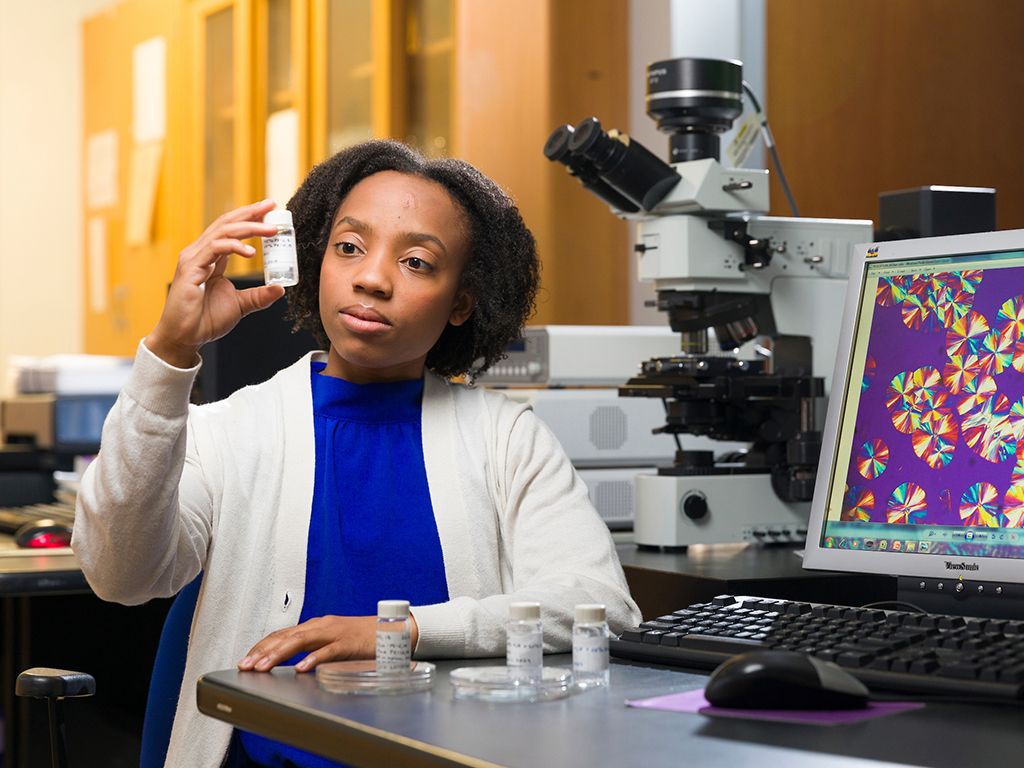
[
  {"x1": 741, "y1": 81, "x2": 801, "y2": 218},
  {"x1": 859, "y1": 600, "x2": 928, "y2": 613}
]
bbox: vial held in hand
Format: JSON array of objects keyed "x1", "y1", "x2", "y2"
[
  {"x1": 262, "y1": 209, "x2": 298, "y2": 287},
  {"x1": 506, "y1": 602, "x2": 543, "y2": 682},
  {"x1": 376, "y1": 600, "x2": 412, "y2": 675}
]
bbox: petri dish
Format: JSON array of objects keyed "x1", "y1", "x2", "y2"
[
  {"x1": 316, "y1": 660, "x2": 435, "y2": 695},
  {"x1": 449, "y1": 666, "x2": 574, "y2": 703}
]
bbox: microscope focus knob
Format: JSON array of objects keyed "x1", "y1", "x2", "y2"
[{"x1": 682, "y1": 492, "x2": 709, "y2": 521}]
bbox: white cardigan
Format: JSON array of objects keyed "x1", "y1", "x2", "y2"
[{"x1": 73, "y1": 342, "x2": 641, "y2": 768}]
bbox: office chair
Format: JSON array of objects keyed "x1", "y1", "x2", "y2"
[{"x1": 17, "y1": 574, "x2": 202, "y2": 768}]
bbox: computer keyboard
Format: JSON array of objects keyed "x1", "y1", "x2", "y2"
[
  {"x1": 611, "y1": 595, "x2": 1024, "y2": 701},
  {"x1": 0, "y1": 503, "x2": 75, "y2": 536}
]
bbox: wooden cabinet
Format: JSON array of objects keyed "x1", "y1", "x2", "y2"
[
  {"x1": 83, "y1": 0, "x2": 631, "y2": 355},
  {"x1": 82, "y1": 0, "x2": 191, "y2": 354}
]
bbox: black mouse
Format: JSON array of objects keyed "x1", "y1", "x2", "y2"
[
  {"x1": 15, "y1": 520, "x2": 73, "y2": 549},
  {"x1": 704, "y1": 650, "x2": 870, "y2": 710}
]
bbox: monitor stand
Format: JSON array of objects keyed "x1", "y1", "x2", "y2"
[{"x1": 897, "y1": 576, "x2": 1024, "y2": 620}]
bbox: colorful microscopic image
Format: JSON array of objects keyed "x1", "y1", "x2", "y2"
[
  {"x1": 887, "y1": 482, "x2": 927, "y2": 524},
  {"x1": 842, "y1": 485, "x2": 874, "y2": 522},
  {"x1": 862, "y1": 355, "x2": 875, "y2": 392},
  {"x1": 847, "y1": 261, "x2": 1024, "y2": 528},
  {"x1": 959, "y1": 482, "x2": 1000, "y2": 527},
  {"x1": 857, "y1": 438, "x2": 889, "y2": 478}
]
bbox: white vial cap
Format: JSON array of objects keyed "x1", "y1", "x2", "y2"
[
  {"x1": 377, "y1": 600, "x2": 410, "y2": 618},
  {"x1": 575, "y1": 604, "x2": 606, "y2": 622},
  {"x1": 263, "y1": 209, "x2": 293, "y2": 226},
  {"x1": 509, "y1": 601, "x2": 541, "y2": 620}
]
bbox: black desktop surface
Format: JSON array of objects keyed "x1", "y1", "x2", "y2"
[
  {"x1": 198, "y1": 655, "x2": 1024, "y2": 768},
  {"x1": 616, "y1": 542, "x2": 896, "y2": 620}
]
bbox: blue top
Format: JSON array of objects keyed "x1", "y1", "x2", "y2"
[{"x1": 236, "y1": 363, "x2": 450, "y2": 767}]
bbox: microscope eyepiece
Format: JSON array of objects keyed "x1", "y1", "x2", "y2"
[
  {"x1": 646, "y1": 58, "x2": 744, "y2": 164},
  {"x1": 544, "y1": 124, "x2": 641, "y2": 213},
  {"x1": 566, "y1": 117, "x2": 680, "y2": 212}
]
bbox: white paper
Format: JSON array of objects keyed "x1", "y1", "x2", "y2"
[
  {"x1": 125, "y1": 142, "x2": 164, "y2": 246},
  {"x1": 87, "y1": 216, "x2": 109, "y2": 313},
  {"x1": 132, "y1": 36, "x2": 167, "y2": 144},
  {"x1": 265, "y1": 108, "x2": 300, "y2": 204},
  {"x1": 86, "y1": 129, "x2": 119, "y2": 210}
]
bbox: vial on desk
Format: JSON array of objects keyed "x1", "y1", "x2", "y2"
[
  {"x1": 376, "y1": 600, "x2": 412, "y2": 675},
  {"x1": 506, "y1": 601, "x2": 543, "y2": 682},
  {"x1": 262, "y1": 209, "x2": 298, "y2": 287},
  {"x1": 573, "y1": 604, "x2": 610, "y2": 688}
]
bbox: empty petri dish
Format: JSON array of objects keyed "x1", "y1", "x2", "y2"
[
  {"x1": 316, "y1": 660, "x2": 435, "y2": 695},
  {"x1": 449, "y1": 666, "x2": 574, "y2": 703}
]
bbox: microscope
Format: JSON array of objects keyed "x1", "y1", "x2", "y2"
[{"x1": 546, "y1": 58, "x2": 873, "y2": 548}]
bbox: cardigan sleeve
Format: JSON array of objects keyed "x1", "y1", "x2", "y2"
[
  {"x1": 71, "y1": 341, "x2": 213, "y2": 605},
  {"x1": 413, "y1": 391, "x2": 642, "y2": 658}
]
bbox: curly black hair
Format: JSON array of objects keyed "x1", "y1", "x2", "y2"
[{"x1": 283, "y1": 140, "x2": 540, "y2": 380}]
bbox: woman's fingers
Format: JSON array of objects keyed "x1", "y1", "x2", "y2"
[
  {"x1": 146, "y1": 200, "x2": 289, "y2": 366},
  {"x1": 238, "y1": 616, "x2": 377, "y2": 672},
  {"x1": 235, "y1": 284, "x2": 286, "y2": 318}
]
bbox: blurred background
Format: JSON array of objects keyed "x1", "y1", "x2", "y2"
[{"x1": 1, "y1": 0, "x2": 1022, "y2": 396}]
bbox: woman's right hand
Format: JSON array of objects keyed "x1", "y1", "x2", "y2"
[{"x1": 144, "y1": 199, "x2": 286, "y2": 368}]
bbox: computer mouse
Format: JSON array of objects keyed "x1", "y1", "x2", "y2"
[
  {"x1": 704, "y1": 650, "x2": 870, "y2": 710},
  {"x1": 15, "y1": 520, "x2": 73, "y2": 549}
]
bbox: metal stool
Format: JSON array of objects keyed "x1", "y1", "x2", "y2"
[{"x1": 15, "y1": 667, "x2": 96, "y2": 768}]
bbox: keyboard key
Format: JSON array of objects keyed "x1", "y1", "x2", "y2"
[
  {"x1": 998, "y1": 665, "x2": 1024, "y2": 684},
  {"x1": 711, "y1": 595, "x2": 736, "y2": 606},
  {"x1": 939, "y1": 616, "x2": 967, "y2": 630},
  {"x1": 640, "y1": 621, "x2": 678, "y2": 631},
  {"x1": 909, "y1": 659, "x2": 939, "y2": 674},
  {"x1": 837, "y1": 651, "x2": 875, "y2": 667},
  {"x1": 936, "y1": 662, "x2": 981, "y2": 680},
  {"x1": 619, "y1": 627, "x2": 646, "y2": 642},
  {"x1": 642, "y1": 630, "x2": 668, "y2": 644}
]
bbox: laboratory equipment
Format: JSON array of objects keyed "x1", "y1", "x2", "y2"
[{"x1": 546, "y1": 57, "x2": 872, "y2": 547}]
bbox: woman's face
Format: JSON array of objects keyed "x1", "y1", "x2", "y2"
[{"x1": 318, "y1": 170, "x2": 473, "y2": 383}]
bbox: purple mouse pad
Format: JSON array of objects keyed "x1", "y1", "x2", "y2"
[{"x1": 625, "y1": 688, "x2": 923, "y2": 725}]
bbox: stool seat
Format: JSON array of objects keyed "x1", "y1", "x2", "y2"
[{"x1": 16, "y1": 668, "x2": 96, "y2": 699}]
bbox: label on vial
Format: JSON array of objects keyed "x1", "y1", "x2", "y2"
[
  {"x1": 507, "y1": 630, "x2": 543, "y2": 667},
  {"x1": 573, "y1": 635, "x2": 610, "y2": 672},
  {"x1": 375, "y1": 629, "x2": 411, "y2": 674},
  {"x1": 262, "y1": 232, "x2": 296, "y2": 267}
]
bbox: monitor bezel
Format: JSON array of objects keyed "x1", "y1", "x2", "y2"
[{"x1": 804, "y1": 227, "x2": 1024, "y2": 585}]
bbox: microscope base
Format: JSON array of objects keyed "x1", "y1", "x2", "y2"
[{"x1": 633, "y1": 473, "x2": 809, "y2": 547}]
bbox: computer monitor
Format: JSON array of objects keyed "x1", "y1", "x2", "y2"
[{"x1": 804, "y1": 228, "x2": 1024, "y2": 619}]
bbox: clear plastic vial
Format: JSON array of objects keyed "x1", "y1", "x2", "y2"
[
  {"x1": 376, "y1": 600, "x2": 412, "y2": 675},
  {"x1": 506, "y1": 601, "x2": 543, "y2": 682},
  {"x1": 262, "y1": 209, "x2": 298, "y2": 287},
  {"x1": 573, "y1": 604, "x2": 610, "y2": 688}
]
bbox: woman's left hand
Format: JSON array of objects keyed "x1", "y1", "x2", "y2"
[{"x1": 238, "y1": 614, "x2": 419, "y2": 672}]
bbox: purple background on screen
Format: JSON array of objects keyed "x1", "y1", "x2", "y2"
[{"x1": 846, "y1": 265, "x2": 1024, "y2": 527}]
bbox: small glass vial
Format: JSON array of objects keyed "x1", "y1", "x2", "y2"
[
  {"x1": 376, "y1": 600, "x2": 412, "y2": 675},
  {"x1": 506, "y1": 601, "x2": 543, "y2": 682},
  {"x1": 262, "y1": 209, "x2": 298, "y2": 287},
  {"x1": 573, "y1": 604, "x2": 610, "y2": 688}
]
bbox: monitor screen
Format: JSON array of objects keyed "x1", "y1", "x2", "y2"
[{"x1": 805, "y1": 229, "x2": 1024, "y2": 588}]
